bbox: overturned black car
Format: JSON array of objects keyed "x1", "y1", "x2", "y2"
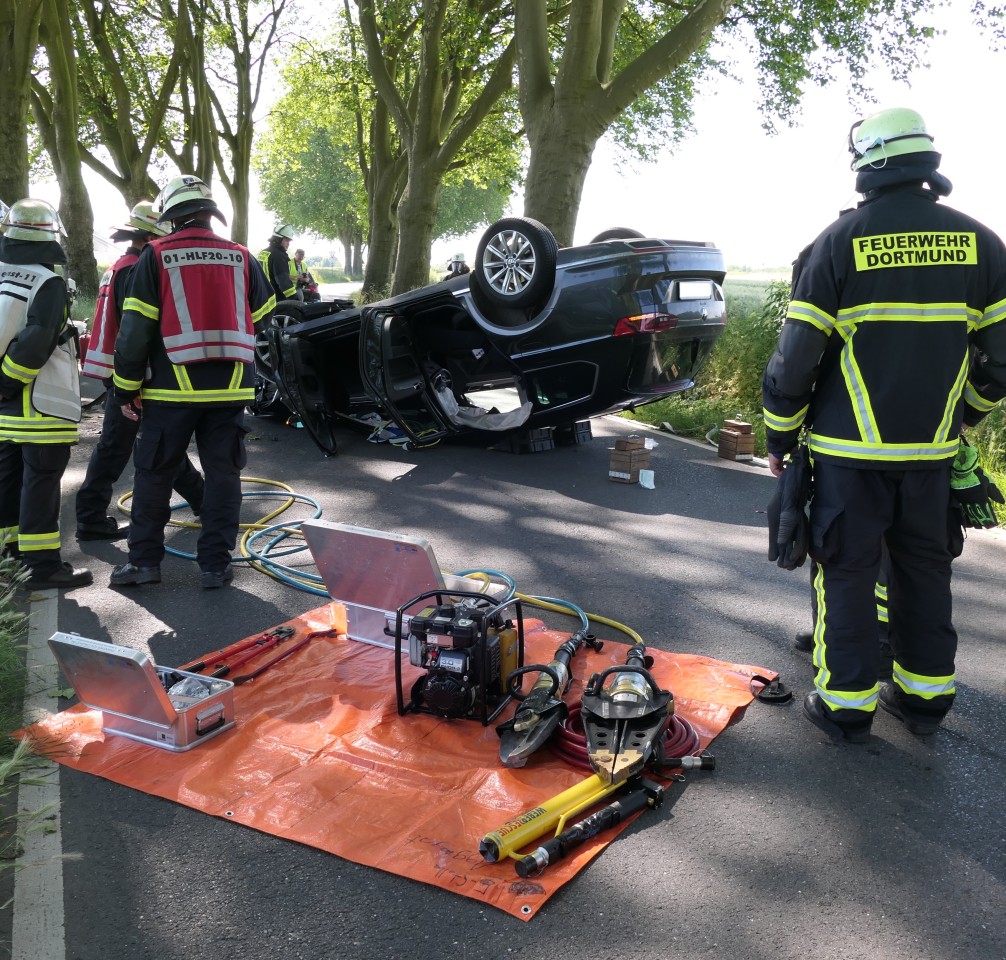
[{"x1": 253, "y1": 218, "x2": 727, "y2": 454}]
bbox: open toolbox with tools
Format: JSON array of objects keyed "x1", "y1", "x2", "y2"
[{"x1": 48, "y1": 632, "x2": 236, "y2": 752}]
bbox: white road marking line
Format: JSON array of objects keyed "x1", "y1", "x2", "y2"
[{"x1": 13, "y1": 591, "x2": 65, "y2": 960}]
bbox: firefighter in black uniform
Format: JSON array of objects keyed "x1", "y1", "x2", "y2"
[
  {"x1": 110, "y1": 176, "x2": 275, "y2": 589},
  {"x1": 762, "y1": 107, "x2": 1006, "y2": 741},
  {"x1": 75, "y1": 202, "x2": 205, "y2": 540},
  {"x1": 258, "y1": 224, "x2": 297, "y2": 301},
  {"x1": 0, "y1": 199, "x2": 91, "y2": 589}
]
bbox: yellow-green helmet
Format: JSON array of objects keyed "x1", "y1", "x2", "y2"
[
  {"x1": 0, "y1": 198, "x2": 67, "y2": 242},
  {"x1": 126, "y1": 201, "x2": 169, "y2": 236},
  {"x1": 111, "y1": 200, "x2": 170, "y2": 241},
  {"x1": 153, "y1": 174, "x2": 226, "y2": 224},
  {"x1": 848, "y1": 108, "x2": 935, "y2": 171}
]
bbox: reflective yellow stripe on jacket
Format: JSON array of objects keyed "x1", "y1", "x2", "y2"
[
  {"x1": 807, "y1": 301, "x2": 972, "y2": 463},
  {"x1": 140, "y1": 361, "x2": 252, "y2": 403}
]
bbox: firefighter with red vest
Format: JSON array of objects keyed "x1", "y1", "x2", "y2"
[
  {"x1": 762, "y1": 108, "x2": 1006, "y2": 742},
  {"x1": 110, "y1": 176, "x2": 275, "y2": 589},
  {"x1": 75, "y1": 202, "x2": 205, "y2": 541},
  {"x1": 0, "y1": 199, "x2": 91, "y2": 589}
]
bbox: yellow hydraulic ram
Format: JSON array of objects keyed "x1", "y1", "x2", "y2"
[{"x1": 479, "y1": 772, "x2": 624, "y2": 863}]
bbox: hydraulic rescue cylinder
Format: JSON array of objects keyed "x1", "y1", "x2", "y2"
[{"x1": 478, "y1": 772, "x2": 623, "y2": 863}]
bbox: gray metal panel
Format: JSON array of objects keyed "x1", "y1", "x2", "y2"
[
  {"x1": 301, "y1": 520, "x2": 446, "y2": 649},
  {"x1": 48, "y1": 632, "x2": 176, "y2": 728}
]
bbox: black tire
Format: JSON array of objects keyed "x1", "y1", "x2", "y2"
[
  {"x1": 255, "y1": 302, "x2": 304, "y2": 370},
  {"x1": 472, "y1": 217, "x2": 558, "y2": 311},
  {"x1": 589, "y1": 227, "x2": 645, "y2": 242}
]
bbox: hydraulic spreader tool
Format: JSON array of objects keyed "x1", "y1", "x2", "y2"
[
  {"x1": 481, "y1": 643, "x2": 715, "y2": 875},
  {"x1": 496, "y1": 630, "x2": 604, "y2": 767}
]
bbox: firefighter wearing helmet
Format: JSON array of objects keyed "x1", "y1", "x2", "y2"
[
  {"x1": 444, "y1": 252, "x2": 470, "y2": 281},
  {"x1": 110, "y1": 175, "x2": 275, "y2": 589},
  {"x1": 0, "y1": 198, "x2": 91, "y2": 588},
  {"x1": 76, "y1": 201, "x2": 205, "y2": 542},
  {"x1": 762, "y1": 107, "x2": 1006, "y2": 742},
  {"x1": 258, "y1": 223, "x2": 297, "y2": 301}
]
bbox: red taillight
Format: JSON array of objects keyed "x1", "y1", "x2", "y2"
[{"x1": 613, "y1": 313, "x2": 677, "y2": 337}]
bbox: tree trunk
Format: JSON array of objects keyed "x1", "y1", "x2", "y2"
[
  {"x1": 361, "y1": 165, "x2": 401, "y2": 300},
  {"x1": 522, "y1": 109, "x2": 602, "y2": 246},
  {"x1": 352, "y1": 235, "x2": 363, "y2": 280},
  {"x1": 39, "y1": 0, "x2": 97, "y2": 296},
  {"x1": 59, "y1": 172, "x2": 97, "y2": 297},
  {"x1": 392, "y1": 160, "x2": 443, "y2": 295},
  {"x1": 0, "y1": 1, "x2": 42, "y2": 205},
  {"x1": 514, "y1": 0, "x2": 735, "y2": 248}
]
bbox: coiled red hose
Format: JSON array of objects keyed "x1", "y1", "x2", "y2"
[{"x1": 552, "y1": 701, "x2": 702, "y2": 771}]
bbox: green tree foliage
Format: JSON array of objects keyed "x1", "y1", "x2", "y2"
[
  {"x1": 356, "y1": 0, "x2": 524, "y2": 293},
  {"x1": 259, "y1": 14, "x2": 522, "y2": 293},
  {"x1": 434, "y1": 173, "x2": 514, "y2": 241},
  {"x1": 68, "y1": 0, "x2": 181, "y2": 205},
  {"x1": 31, "y1": 0, "x2": 98, "y2": 297},
  {"x1": 515, "y1": 0, "x2": 951, "y2": 245},
  {"x1": 255, "y1": 46, "x2": 369, "y2": 272},
  {"x1": 196, "y1": 0, "x2": 294, "y2": 245}
]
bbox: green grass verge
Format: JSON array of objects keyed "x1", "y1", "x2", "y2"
[{"x1": 0, "y1": 553, "x2": 28, "y2": 749}]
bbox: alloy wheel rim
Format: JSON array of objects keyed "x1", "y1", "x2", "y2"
[{"x1": 482, "y1": 229, "x2": 536, "y2": 296}]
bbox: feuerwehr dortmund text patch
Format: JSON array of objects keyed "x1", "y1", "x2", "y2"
[{"x1": 853, "y1": 232, "x2": 977, "y2": 271}]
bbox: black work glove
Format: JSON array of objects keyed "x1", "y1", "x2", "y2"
[
  {"x1": 951, "y1": 436, "x2": 1004, "y2": 529},
  {"x1": 767, "y1": 447, "x2": 811, "y2": 570}
]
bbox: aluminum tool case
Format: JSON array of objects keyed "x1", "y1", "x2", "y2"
[{"x1": 48, "y1": 632, "x2": 236, "y2": 752}]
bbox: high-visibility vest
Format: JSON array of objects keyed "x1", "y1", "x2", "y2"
[
  {"x1": 139, "y1": 228, "x2": 257, "y2": 365},
  {"x1": 0, "y1": 261, "x2": 81, "y2": 440},
  {"x1": 81, "y1": 250, "x2": 139, "y2": 380}
]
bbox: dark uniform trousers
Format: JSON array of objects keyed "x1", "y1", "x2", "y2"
[
  {"x1": 127, "y1": 404, "x2": 246, "y2": 573},
  {"x1": 76, "y1": 388, "x2": 205, "y2": 526},
  {"x1": 809, "y1": 460, "x2": 959, "y2": 726},
  {"x1": 0, "y1": 441, "x2": 71, "y2": 574}
]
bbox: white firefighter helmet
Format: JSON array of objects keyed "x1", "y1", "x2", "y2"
[
  {"x1": 111, "y1": 200, "x2": 170, "y2": 241},
  {"x1": 848, "y1": 107, "x2": 935, "y2": 171},
  {"x1": 153, "y1": 175, "x2": 226, "y2": 224},
  {"x1": 272, "y1": 224, "x2": 296, "y2": 241},
  {"x1": 126, "y1": 201, "x2": 169, "y2": 237},
  {"x1": 0, "y1": 198, "x2": 68, "y2": 242}
]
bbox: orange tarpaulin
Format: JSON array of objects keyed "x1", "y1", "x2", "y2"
[{"x1": 24, "y1": 603, "x2": 774, "y2": 921}]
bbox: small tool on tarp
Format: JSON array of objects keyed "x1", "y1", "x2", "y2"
[
  {"x1": 515, "y1": 777, "x2": 665, "y2": 878},
  {"x1": 177, "y1": 625, "x2": 335, "y2": 685},
  {"x1": 496, "y1": 630, "x2": 603, "y2": 767},
  {"x1": 180, "y1": 627, "x2": 296, "y2": 674}
]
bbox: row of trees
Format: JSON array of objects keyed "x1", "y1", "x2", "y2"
[{"x1": 2, "y1": 0, "x2": 965, "y2": 300}]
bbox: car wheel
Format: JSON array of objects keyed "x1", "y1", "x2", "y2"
[
  {"x1": 255, "y1": 302, "x2": 304, "y2": 370},
  {"x1": 589, "y1": 227, "x2": 645, "y2": 242},
  {"x1": 472, "y1": 217, "x2": 558, "y2": 311}
]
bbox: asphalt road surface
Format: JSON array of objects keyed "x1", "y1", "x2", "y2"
[{"x1": 7, "y1": 403, "x2": 1006, "y2": 960}]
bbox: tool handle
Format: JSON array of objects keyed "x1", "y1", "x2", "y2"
[
  {"x1": 179, "y1": 626, "x2": 294, "y2": 672},
  {"x1": 507, "y1": 663, "x2": 561, "y2": 701},
  {"x1": 231, "y1": 629, "x2": 335, "y2": 685},
  {"x1": 515, "y1": 786, "x2": 657, "y2": 878}
]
